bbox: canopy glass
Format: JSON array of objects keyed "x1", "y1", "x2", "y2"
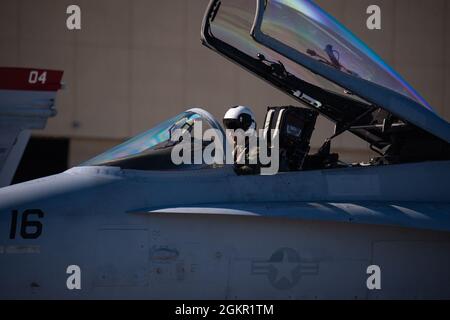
[{"x1": 258, "y1": 0, "x2": 432, "y2": 110}]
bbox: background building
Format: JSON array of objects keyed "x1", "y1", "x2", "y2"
[{"x1": 1, "y1": 0, "x2": 449, "y2": 177}]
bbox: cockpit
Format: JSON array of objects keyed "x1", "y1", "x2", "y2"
[
  {"x1": 201, "y1": 0, "x2": 450, "y2": 164},
  {"x1": 82, "y1": 0, "x2": 450, "y2": 173}
]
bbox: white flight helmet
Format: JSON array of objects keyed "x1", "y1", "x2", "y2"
[{"x1": 223, "y1": 106, "x2": 256, "y2": 132}]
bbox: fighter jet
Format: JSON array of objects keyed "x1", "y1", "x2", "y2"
[{"x1": 1, "y1": 0, "x2": 450, "y2": 299}]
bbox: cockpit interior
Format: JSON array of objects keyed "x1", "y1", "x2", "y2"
[{"x1": 82, "y1": 0, "x2": 450, "y2": 173}]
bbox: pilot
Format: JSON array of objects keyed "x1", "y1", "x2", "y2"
[{"x1": 223, "y1": 106, "x2": 260, "y2": 175}]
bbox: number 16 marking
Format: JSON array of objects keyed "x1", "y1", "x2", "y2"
[{"x1": 9, "y1": 209, "x2": 44, "y2": 240}]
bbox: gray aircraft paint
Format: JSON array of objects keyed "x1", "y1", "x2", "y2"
[{"x1": 1, "y1": 159, "x2": 450, "y2": 299}]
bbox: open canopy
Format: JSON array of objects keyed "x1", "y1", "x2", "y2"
[
  {"x1": 254, "y1": 0, "x2": 432, "y2": 110},
  {"x1": 201, "y1": 0, "x2": 450, "y2": 150}
]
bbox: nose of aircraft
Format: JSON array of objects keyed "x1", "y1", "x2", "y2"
[
  {"x1": 0, "y1": 173, "x2": 72, "y2": 244},
  {"x1": 0, "y1": 167, "x2": 122, "y2": 212},
  {"x1": 0, "y1": 167, "x2": 127, "y2": 244},
  {"x1": 0, "y1": 173, "x2": 77, "y2": 211}
]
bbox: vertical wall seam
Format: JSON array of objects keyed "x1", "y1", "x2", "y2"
[
  {"x1": 391, "y1": 0, "x2": 398, "y2": 68},
  {"x1": 16, "y1": 0, "x2": 22, "y2": 65},
  {"x1": 443, "y1": 0, "x2": 449, "y2": 118},
  {"x1": 71, "y1": 0, "x2": 81, "y2": 137},
  {"x1": 183, "y1": 1, "x2": 189, "y2": 107},
  {"x1": 127, "y1": 0, "x2": 134, "y2": 137}
]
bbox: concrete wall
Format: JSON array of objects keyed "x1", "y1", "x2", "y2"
[{"x1": 0, "y1": 0, "x2": 449, "y2": 166}]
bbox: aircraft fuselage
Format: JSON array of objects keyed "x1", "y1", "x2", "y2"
[{"x1": 1, "y1": 162, "x2": 450, "y2": 299}]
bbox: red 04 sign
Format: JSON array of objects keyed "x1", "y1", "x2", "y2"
[{"x1": 28, "y1": 70, "x2": 47, "y2": 85}]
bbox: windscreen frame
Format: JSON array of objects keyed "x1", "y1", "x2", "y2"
[
  {"x1": 201, "y1": 0, "x2": 391, "y2": 148},
  {"x1": 201, "y1": 0, "x2": 450, "y2": 146}
]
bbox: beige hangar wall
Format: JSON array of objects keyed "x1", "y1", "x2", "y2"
[{"x1": 0, "y1": 0, "x2": 449, "y2": 166}]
